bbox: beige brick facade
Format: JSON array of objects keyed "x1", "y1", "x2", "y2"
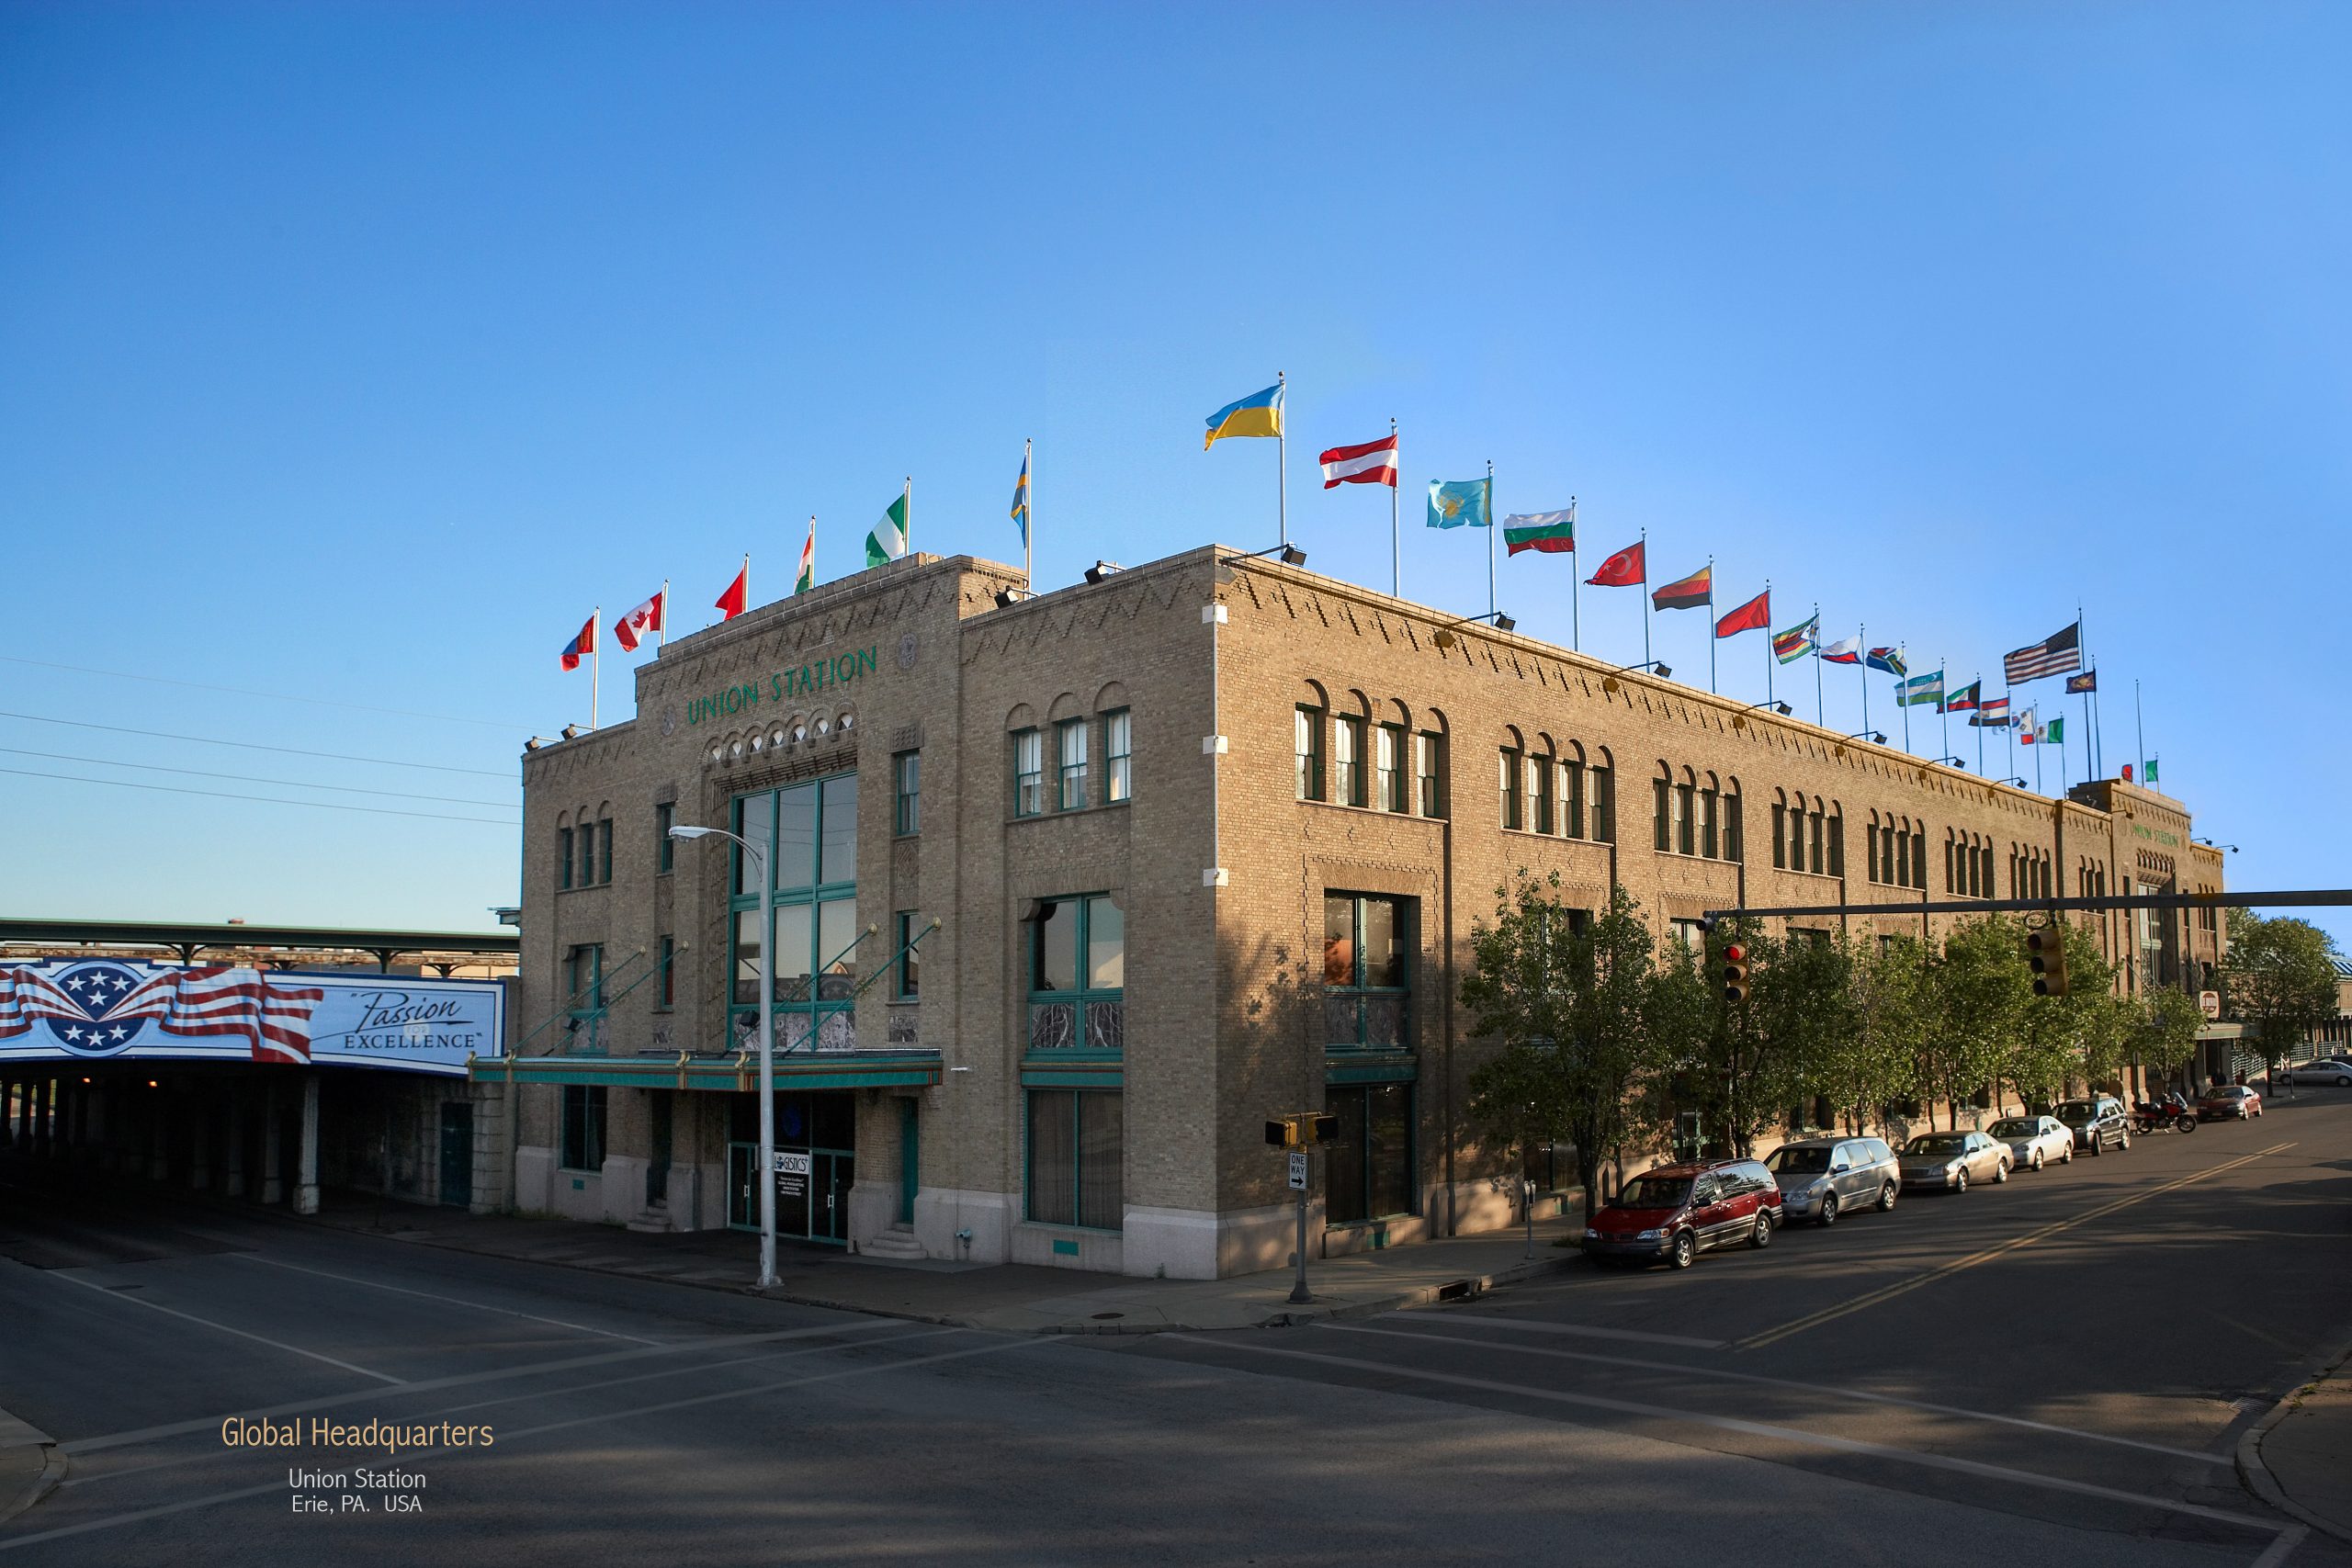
[{"x1": 503, "y1": 544, "x2": 2218, "y2": 1279}]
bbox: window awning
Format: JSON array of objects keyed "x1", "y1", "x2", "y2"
[{"x1": 473, "y1": 1049, "x2": 942, "y2": 1092}]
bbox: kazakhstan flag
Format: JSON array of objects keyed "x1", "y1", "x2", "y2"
[
  {"x1": 1427, "y1": 478, "x2": 1491, "y2": 529},
  {"x1": 1204, "y1": 382, "x2": 1284, "y2": 449}
]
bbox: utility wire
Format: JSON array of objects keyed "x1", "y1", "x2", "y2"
[
  {"x1": 0, "y1": 710, "x2": 514, "y2": 778},
  {"x1": 0, "y1": 747, "x2": 522, "y2": 810},
  {"x1": 0, "y1": 656, "x2": 531, "y2": 730},
  {"x1": 0, "y1": 767, "x2": 520, "y2": 826}
]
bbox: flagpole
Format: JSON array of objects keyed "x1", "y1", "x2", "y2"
[
  {"x1": 2005, "y1": 682, "x2": 2016, "y2": 784},
  {"x1": 591, "y1": 606, "x2": 601, "y2": 731},
  {"x1": 2034, "y1": 726, "x2": 2043, "y2": 794},
  {"x1": 1812, "y1": 603, "x2": 1824, "y2": 728},
  {"x1": 1389, "y1": 418, "x2": 1400, "y2": 599},
  {"x1": 1486, "y1": 459, "x2": 1497, "y2": 621},
  {"x1": 1276, "y1": 370, "x2": 1287, "y2": 548},
  {"x1": 659, "y1": 580, "x2": 669, "y2": 648},
  {"x1": 1640, "y1": 528, "x2": 1651, "y2": 668},
  {"x1": 905, "y1": 476, "x2": 912, "y2": 557},
  {"x1": 2134, "y1": 679, "x2": 2145, "y2": 788},
  {"x1": 1024, "y1": 439, "x2": 1034, "y2": 589},
  {"x1": 1763, "y1": 579, "x2": 1773, "y2": 709},
  {"x1": 1899, "y1": 651, "x2": 1911, "y2": 755},
  {"x1": 1569, "y1": 499, "x2": 1580, "y2": 652},
  {"x1": 1939, "y1": 655, "x2": 1951, "y2": 763},
  {"x1": 2076, "y1": 602, "x2": 2090, "y2": 782},
  {"x1": 1707, "y1": 557, "x2": 1717, "y2": 694},
  {"x1": 2082, "y1": 681, "x2": 2094, "y2": 784},
  {"x1": 1859, "y1": 624, "x2": 1869, "y2": 737},
  {"x1": 1975, "y1": 675, "x2": 1984, "y2": 774}
]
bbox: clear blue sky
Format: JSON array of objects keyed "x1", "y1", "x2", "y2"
[{"x1": 3, "y1": 3, "x2": 2346, "y2": 943}]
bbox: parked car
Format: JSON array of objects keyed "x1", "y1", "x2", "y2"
[
  {"x1": 2278, "y1": 1062, "x2": 2352, "y2": 1088},
  {"x1": 2052, "y1": 1096, "x2": 2132, "y2": 1156},
  {"x1": 1898, "y1": 1131, "x2": 2010, "y2": 1191},
  {"x1": 2199, "y1": 1084, "x2": 2265, "y2": 1121},
  {"x1": 1584, "y1": 1158, "x2": 1782, "y2": 1269},
  {"x1": 1766, "y1": 1136, "x2": 1900, "y2": 1225},
  {"x1": 1987, "y1": 1114, "x2": 2075, "y2": 1172}
]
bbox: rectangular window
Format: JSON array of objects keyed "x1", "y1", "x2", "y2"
[
  {"x1": 655, "y1": 803, "x2": 674, "y2": 874},
  {"x1": 1324, "y1": 1083, "x2": 1413, "y2": 1225},
  {"x1": 1590, "y1": 766, "x2": 1615, "y2": 843},
  {"x1": 1103, "y1": 709, "x2": 1132, "y2": 803},
  {"x1": 1026, "y1": 1089, "x2": 1123, "y2": 1230},
  {"x1": 1789, "y1": 807, "x2": 1805, "y2": 872},
  {"x1": 1772, "y1": 805, "x2": 1787, "y2": 870},
  {"x1": 894, "y1": 751, "x2": 921, "y2": 835},
  {"x1": 1676, "y1": 784, "x2": 1696, "y2": 856},
  {"x1": 1724, "y1": 794, "x2": 1742, "y2": 863},
  {"x1": 1057, "y1": 719, "x2": 1089, "y2": 810},
  {"x1": 1653, "y1": 777, "x2": 1670, "y2": 852},
  {"x1": 1530, "y1": 757, "x2": 1553, "y2": 835},
  {"x1": 567, "y1": 944, "x2": 605, "y2": 1012},
  {"x1": 1501, "y1": 750, "x2": 1522, "y2": 830},
  {"x1": 559, "y1": 827, "x2": 574, "y2": 890},
  {"x1": 1416, "y1": 731, "x2": 1445, "y2": 818},
  {"x1": 1827, "y1": 816, "x2": 1844, "y2": 877},
  {"x1": 1882, "y1": 826, "x2": 1897, "y2": 886},
  {"x1": 1912, "y1": 829, "x2": 1927, "y2": 889},
  {"x1": 727, "y1": 776, "x2": 860, "y2": 1053},
  {"x1": 658, "y1": 935, "x2": 674, "y2": 1009},
  {"x1": 1334, "y1": 716, "x2": 1364, "y2": 807},
  {"x1": 560, "y1": 1085, "x2": 606, "y2": 1172},
  {"x1": 579, "y1": 823, "x2": 596, "y2": 888},
  {"x1": 1562, "y1": 761, "x2": 1585, "y2": 840},
  {"x1": 1027, "y1": 894, "x2": 1125, "y2": 1051},
  {"x1": 1700, "y1": 788, "x2": 1719, "y2": 860},
  {"x1": 1324, "y1": 893, "x2": 1413, "y2": 1049},
  {"x1": 1376, "y1": 724, "x2": 1405, "y2": 812},
  {"x1": 1809, "y1": 810, "x2": 1826, "y2": 874},
  {"x1": 1295, "y1": 708, "x2": 1325, "y2": 801},
  {"x1": 1013, "y1": 728, "x2": 1044, "y2": 818},
  {"x1": 895, "y1": 910, "x2": 922, "y2": 999},
  {"x1": 598, "y1": 818, "x2": 614, "y2": 885}
]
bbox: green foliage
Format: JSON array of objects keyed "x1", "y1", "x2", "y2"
[
  {"x1": 2014, "y1": 918, "x2": 2125, "y2": 1101},
  {"x1": 2222, "y1": 911, "x2": 2341, "y2": 1068},
  {"x1": 2135, "y1": 987, "x2": 2206, "y2": 1087},
  {"x1": 1926, "y1": 918, "x2": 2029, "y2": 1123},
  {"x1": 1839, "y1": 934, "x2": 1928, "y2": 1129}
]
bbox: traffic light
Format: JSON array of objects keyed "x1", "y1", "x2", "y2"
[
  {"x1": 2026, "y1": 926, "x2": 2070, "y2": 998},
  {"x1": 1264, "y1": 1113, "x2": 1340, "y2": 1149},
  {"x1": 1721, "y1": 941, "x2": 1750, "y2": 1004}
]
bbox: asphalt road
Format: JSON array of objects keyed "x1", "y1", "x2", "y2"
[{"x1": 4, "y1": 1094, "x2": 2349, "y2": 1567}]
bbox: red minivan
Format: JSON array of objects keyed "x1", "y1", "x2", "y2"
[{"x1": 1583, "y1": 1157, "x2": 1783, "y2": 1269}]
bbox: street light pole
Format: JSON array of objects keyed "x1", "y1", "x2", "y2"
[{"x1": 670, "y1": 820, "x2": 777, "y2": 1290}]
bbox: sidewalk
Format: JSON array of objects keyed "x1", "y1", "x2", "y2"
[
  {"x1": 301, "y1": 1195, "x2": 1581, "y2": 1334},
  {"x1": 0, "y1": 1408, "x2": 59, "y2": 1529},
  {"x1": 2241, "y1": 1332, "x2": 2352, "y2": 1545}
]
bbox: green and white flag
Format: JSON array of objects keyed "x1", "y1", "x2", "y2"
[{"x1": 865, "y1": 485, "x2": 910, "y2": 569}]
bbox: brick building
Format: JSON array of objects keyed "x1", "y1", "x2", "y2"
[{"x1": 493, "y1": 545, "x2": 2222, "y2": 1278}]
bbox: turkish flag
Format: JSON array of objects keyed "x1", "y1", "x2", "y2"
[
  {"x1": 1585, "y1": 540, "x2": 1645, "y2": 587},
  {"x1": 1714, "y1": 590, "x2": 1770, "y2": 637},
  {"x1": 715, "y1": 560, "x2": 749, "y2": 621}
]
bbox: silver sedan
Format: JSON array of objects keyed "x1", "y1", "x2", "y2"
[
  {"x1": 1897, "y1": 1131, "x2": 2011, "y2": 1191},
  {"x1": 1987, "y1": 1114, "x2": 2075, "y2": 1172}
]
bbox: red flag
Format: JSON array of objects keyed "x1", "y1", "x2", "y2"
[
  {"x1": 1585, "y1": 539, "x2": 1645, "y2": 587},
  {"x1": 1317, "y1": 434, "x2": 1399, "y2": 489},
  {"x1": 715, "y1": 558, "x2": 749, "y2": 621},
  {"x1": 559, "y1": 615, "x2": 595, "y2": 671},
  {"x1": 2121, "y1": 763, "x2": 2132, "y2": 783},
  {"x1": 613, "y1": 589, "x2": 665, "y2": 652},
  {"x1": 1714, "y1": 589, "x2": 1770, "y2": 637},
  {"x1": 1651, "y1": 564, "x2": 1712, "y2": 611}
]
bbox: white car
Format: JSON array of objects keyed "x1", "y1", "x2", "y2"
[
  {"x1": 2279, "y1": 1061, "x2": 2352, "y2": 1088},
  {"x1": 1986, "y1": 1114, "x2": 2075, "y2": 1172}
]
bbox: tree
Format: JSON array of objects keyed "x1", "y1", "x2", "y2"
[
  {"x1": 1831, "y1": 934, "x2": 1928, "y2": 1133},
  {"x1": 1927, "y1": 918, "x2": 2029, "y2": 1126},
  {"x1": 1461, "y1": 878, "x2": 1661, "y2": 1225},
  {"x1": 2134, "y1": 987, "x2": 2205, "y2": 1091},
  {"x1": 2012, "y1": 918, "x2": 2124, "y2": 1104},
  {"x1": 2222, "y1": 911, "x2": 2341, "y2": 1085},
  {"x1": 1658, "y1": 923, "x2": 1858, "y2": 1157}
]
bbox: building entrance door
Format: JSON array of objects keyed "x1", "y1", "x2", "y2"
[
  {"x1": 437, "y1": 1102, "x2": 472, "y2": 1209},
  {"x1": 897, "y1": 1099, "x2": 919, "y2": 1225}
]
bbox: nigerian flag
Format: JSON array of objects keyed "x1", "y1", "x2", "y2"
[{"x1": 865, "y1": 485, "x2": 910, "y2": 569}]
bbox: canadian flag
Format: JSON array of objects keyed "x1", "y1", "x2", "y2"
[{"x1": 613, "y1": 588, "x2": 666, "y2": 652}]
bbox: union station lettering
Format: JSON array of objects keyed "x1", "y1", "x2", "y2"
[{"x1": 686, "y1": 646, "x2": 879, "y2": 727}]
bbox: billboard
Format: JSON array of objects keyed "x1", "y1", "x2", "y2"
[{"x1": 0, "y1": 957, "x2": 503, "y2": 1076}]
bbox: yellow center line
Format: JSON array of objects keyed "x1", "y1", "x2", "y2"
[{"x1": 1737, "y1": 1141, "x2": 2297, "y2": 1350}]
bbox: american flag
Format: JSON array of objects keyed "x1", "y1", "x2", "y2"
[
  {"x1": 2003, "y1": 620, "x2": 2082, "y2": 684},
  {"x1": 163, "y1": 966, "x2": 327, "y2": 1064}
]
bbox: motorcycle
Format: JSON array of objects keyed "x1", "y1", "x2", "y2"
[{"x1": 2131, "y1": 1097, "x2": 2198, "y2": 1135}]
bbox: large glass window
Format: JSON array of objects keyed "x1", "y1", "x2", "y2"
[
  {"x1": 728, "y1": 776, "x2": 863, "y2": 1054},
  {"x1": 1012, "y1": 728, "x2": 1043, "y2": 818},
  {"x1": 1026, "y1": 1089, "x2": 1123, "y2": 1229},
  {"x1": 1324, "y1": 893, "x2": 1412, "y2": 1049},
  {"x1": 1334, "y1": 716, "x2": 1364, "y2": 807},
  {"x1": 560, "y1": 1085, "x2": 606, "y2": 1171},
  {"x1": 1295, "y1": 708, "x2": 1325, "y2": 801},
  {"x1": 894, "y1": 751, "x2": 921, "y2": 835},
  {"x1": 1104, "y1": 709, "x2": 1132, "y2": 804},
  {"x1": 1057, "y1": 719, "x2": 1089, "y2": 810},
  {"x1": 1028, "y1": 894, "x2": 1125, "y2": 1051},
  {"x1": 1324, "y1": 1083, "x2": 1413, "y2": 1224}
]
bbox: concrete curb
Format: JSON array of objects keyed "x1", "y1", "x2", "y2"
[
  {"x1": 2234, "y1": 1323, "x2": 2352, "y2": 1547},
  {"x1": 0, "y1": 1410, "x2": 64, "y2": 1531},
  {"x1": 1009, "y1": 1248, "x2": 1572, "y2": 1337}
]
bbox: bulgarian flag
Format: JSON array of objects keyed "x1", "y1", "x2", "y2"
[
  {"x1": 795, "y1": 517, "x2": 817, "y2": 595},
  {"x1": 865, "y1": 484, "x2": 910, "y2": 569},
  {"x1": 1502, "y1": 508, "x2": 1575, "y2": 556}
]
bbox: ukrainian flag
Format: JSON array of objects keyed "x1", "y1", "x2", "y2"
[{"x1": 1203, "y1": 381, "x2": 1284, "y2": 449}]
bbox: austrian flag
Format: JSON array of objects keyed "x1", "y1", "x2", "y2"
[
  {"x1": 1317, "y1": 434, "x2": 1399, "y2": 489},
  {"x1": 613, "y1": 589, "x2": 666, "y2": 652}
]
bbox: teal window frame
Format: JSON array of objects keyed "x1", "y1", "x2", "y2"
[
  {"x1": 727, "y1": 774, "x2": 862, "y2": 1054},
  {"x1": 1103, "y1": 708, "x2": 1132, "y2": 803},
  {"x1": 657, "y1": 934, "x2": 675, "y2": 1010},
  {"x1": 1323, "y1": 893, "x2": 1413, "y2": 1051},
  {"x1": 1376, "y1": 723, "x2": 1406, "y2": 812},
  {"x1": 1563, "y1": 761, "x2": 1585, "y2": 840},
  {"x1": 560, "y1": 1084, "x2": 606, "y2": 1172},
  {"x1": 1057, "y1": 719, "x2": 1089, "y2": 810},
  {"x1": 1531, "y1": 756, "x2": 1553, "y2": 835},
  {"x1": 1024, "y1": 1088, "x2": 1124, "y2": 1230},
  {"x1": 1333, "y1": 716, "x2": 1364, "y2": 807},
  {"x1": 598, "y1": 818, "x2": 614, "y2": 885},
  {"x1": 1026, "y1": 893, "x2": 1125, "y2": 1052},
  {"x1": 1295, "y1": 707, "x2": 1325, "y2": 801},
  {"x1": 894, "y1": 750, "x2": 921, "y2": 836},
  {"x1": 655, "y1": 803, "x2": 674, "y2": 874},
  {"x1": 894, "y1": 909, "x2": 922, "y2": 999},
  {"x1": 1012, "y1": 728, "x2": 1043, "y2": 818},
  {"x1": 559, "y1": 826, "x2": 574, "y2": 890}
]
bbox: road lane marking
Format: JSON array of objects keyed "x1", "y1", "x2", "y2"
[
  {"x1": 1334, "y1": 1322, "x2": 2233, "y2": 1465},
  {"x1": 1738, "y1": 1142, "x2": 2298, "y2": 1350},
  {"x1": 1, "y1": 1337, "x2": 1040, "y2": 1553},
  {"x1": 1418, "y1": 1313, "x2": 1728, "y2": 1349},
  {"x1": 60, "y1": 1317, "x2": 902, "y2": 1454},
  {"x1": 223, "y1": 1252, "x2": 662, "y2": 1345},
  {"x1": 50, "y1": 1270, "x2": 402, "y2": 1384},
  {"x1": 2250, "y1": 1525, "x2": 2309, "y2": 1568},
  {"x1": 1166, "y1": 1337, "x2": 2278, "y2": 1533}
]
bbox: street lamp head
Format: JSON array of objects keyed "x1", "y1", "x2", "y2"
[{"x1": 667, "y1": 825, "x2": 718, "y2": 840}]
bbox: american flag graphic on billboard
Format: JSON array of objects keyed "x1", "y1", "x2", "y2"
[{"x1": 0, "y1": 963, "x2": 325, "y2": 1063}]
